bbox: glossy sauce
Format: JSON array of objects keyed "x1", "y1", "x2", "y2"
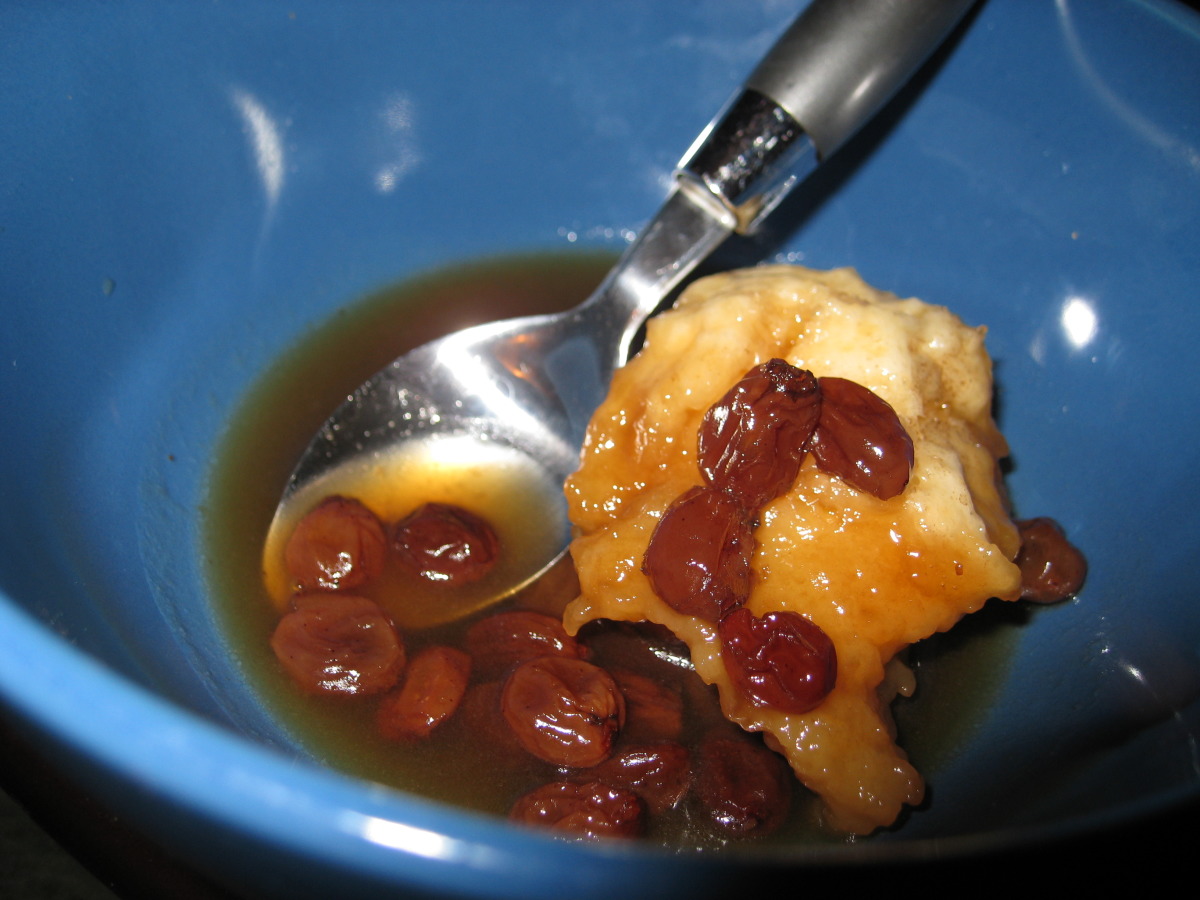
[{"x1": 203, "y1": 254, "x2": 1022, "y2": 845}]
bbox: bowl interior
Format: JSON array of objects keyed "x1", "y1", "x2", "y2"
[{"x1": 2, "y1": 0, "x2": 1199, "y2": 895}]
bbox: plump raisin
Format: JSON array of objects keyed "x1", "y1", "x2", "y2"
[
  {"x1": 465, "y1": 609, "x2": 587, "y2": 681},
  {"x1": 718, "y1": 608, "x2": 837, "y2": 714},
  {"x1": 808, "y1": 376, "x2": 914, "y2": 500},
  {"x1": 609, "y1": 669, "x2": 683, "y2": 742},
  {"x1": 698, "y1": 358, "x2": 822, "y2": 508},
  {"x1": 392, "y1": 502, "x2": 499, "y2": 585},
  {"x1": 284, "y1": 496, "x2": 388, "y2": 592},
  {"x1": 376, "y1": 645, "x2": 471, "y2": 741},
  {"x1": 1015, "y1": 517, "x2": 1087, "y2": 603},
  {"x1": 270, "y1": 594, "x2": 405, "y2": 695},
  {"x1": 578, "y1": 620, "x2": 694, "y2": 676},
  {"x1": 585, "y1": 742, "x2": 691, "y2": 814},
  {"x1": 509, "y1": 780, "x2": 643, "y2": 840},
  {"x1": 642, "y1": 486, "x2": 754, "y2": 621},
  {"x1": 693, "y1": 734, "x2": 791, "y2": 837},
  {"x1": 501, "y1": 657, "x2": 625, "y2": 768}
]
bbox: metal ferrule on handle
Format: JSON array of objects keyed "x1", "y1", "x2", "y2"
[{"x1": 677, "y1": 90, "x2": 818, "y2": 234}]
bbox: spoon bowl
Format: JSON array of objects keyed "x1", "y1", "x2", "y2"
[{"x1": 262, "y1": 188, "x2": 732, "y2": 622}]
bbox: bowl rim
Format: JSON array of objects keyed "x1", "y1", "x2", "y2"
[{"x1": 3, "y1": 591, "x2": 1197, "y2": 892}]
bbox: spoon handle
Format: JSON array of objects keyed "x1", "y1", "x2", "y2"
[
  {"x1": 680, "y1": 0, "x2": 977, "y2": 233},
  {"x1": 589, "y1": 0, "x2": 976, "y2": 363},
  {"x1": 748, "y1": 0, "x2": 976, "y2": 160}
]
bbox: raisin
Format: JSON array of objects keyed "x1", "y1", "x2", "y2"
[
  {"x1": 609, "y1": 669, "x2": 683, "y2": 742},
  {"x1": 392, "y1": 502, "x2": 499, "y2": 585},
  {"x1": 465, "y1": 609, "x2": 587, "y2": 681},
  {"x1": 642, "y1": 486, "x2": 754, "y2": 621},
  {"x1": 284, "y1": 495, "x2": 387, "y2": 592},
  {"x1": 718, "y1": 608, "x2": 837, "y2": 714},
  {"x1": 376, "y1": 645, "x2": 471, "y2": 741},
  {"x1": 578, "y1": 621, "x2": 693, "y2": 675},
  {"x1": 585, "y1": 742, "x2": 691, "y2": 814},
  {"x1": 270, "y1": 594, "x2": 405, "y2": 695},
  {"x1": 501, "y1": 657, "x2": 625, "y2": 768},
  {"x1": 509, "y1": 780, "x2": 643, "y2": 840},
  {"x1": 1015, "y1": 517, "x2": 1087, "y2": 603},
  {"x1": 698, "y1": 358, "x2": 822, "y2": 508},
  {"x1": 693, "y1": 734, "x2": 791, "y2": 837},
  {"x1": 808, "y1": 376, "x2": 914, "y2": 500}
]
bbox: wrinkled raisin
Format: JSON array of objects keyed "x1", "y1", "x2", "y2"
[
  {"x1": 284, "y1": 496, "x2": 388, "y2": 592},
  {"x1": 642, "y1": 486, "x2": 754, "y2": 621},
  {"x1": 392, "y1": 502, "x2": 499, "y2": 585},
  {"x1": 808, "y1": 376, "x2": 914, "y2": 500},
  {"x1": 501, "y1": 657, "x2": 625, "y2": 767},
  {"x1": 578, "y1": 621, "x2": 694, "y2": 675},
  {"x1": 609, "y1": 669, "x2": 683, "y2": 742},
  {"x1": 376, "y1": 645, "x2": 471, "y2": 741},
  {"x1": 698, "y1": 358, "x2": 821, "y2": 508},
  {"x1": 1015, "y1": 517, "x2": 1087, "y2": 603},
  {"x1": 718, "y1": 608, "x2": 837, "y2": 714},
  {"x1": 693, "y1": 735, "x2": 791, "y2": 837},
  {"x1": 465, "y1": 609, "x2": 586, "y2": 680},
  {"x1": 586, "y1": 742, "x2": 691, "y2": 814},
  {"x1": 270, "y1": 594, "x2": 405, "y2": 695},
  {"x1": 509, "y1": 780, "x2": 643, "y2": 840}
]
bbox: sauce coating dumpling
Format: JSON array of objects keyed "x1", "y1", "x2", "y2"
[{"x1": 563, "y1": 265, "x2": 1021, "y2": 834}]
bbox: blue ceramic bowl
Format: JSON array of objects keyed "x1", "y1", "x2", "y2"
[{"x1": 2, "y1": 1, "x2": 1199, "y2": 896}]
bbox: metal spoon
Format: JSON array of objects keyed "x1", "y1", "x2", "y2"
[{"x1": 264, "y1": 0, "x2": 975, "y2": 627}]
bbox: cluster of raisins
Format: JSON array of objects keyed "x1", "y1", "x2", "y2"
[
  {"x1": 271, "y1": 497, "x2": 498, "y2": 699},
  {"x1": 271, "y1": 497, "x2": 791, "y2": 841},
  {"x1": 643, "y1": 359, "x2": 916, "y2": 714},
  {"x1": 476, "y1": 614, "x2": 794, "y2": 840},
  {"x1": 285, "y1": 495, "x2": 500, "y2": 595}
]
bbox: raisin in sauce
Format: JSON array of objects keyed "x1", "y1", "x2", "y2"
[{"x1": 202, "y1": 254, "x2": 1025, "y2": 846}]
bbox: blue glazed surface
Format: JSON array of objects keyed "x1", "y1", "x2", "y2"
[{"x1": 1, "y1": 1, "x2": 1198, "y2": 895}]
